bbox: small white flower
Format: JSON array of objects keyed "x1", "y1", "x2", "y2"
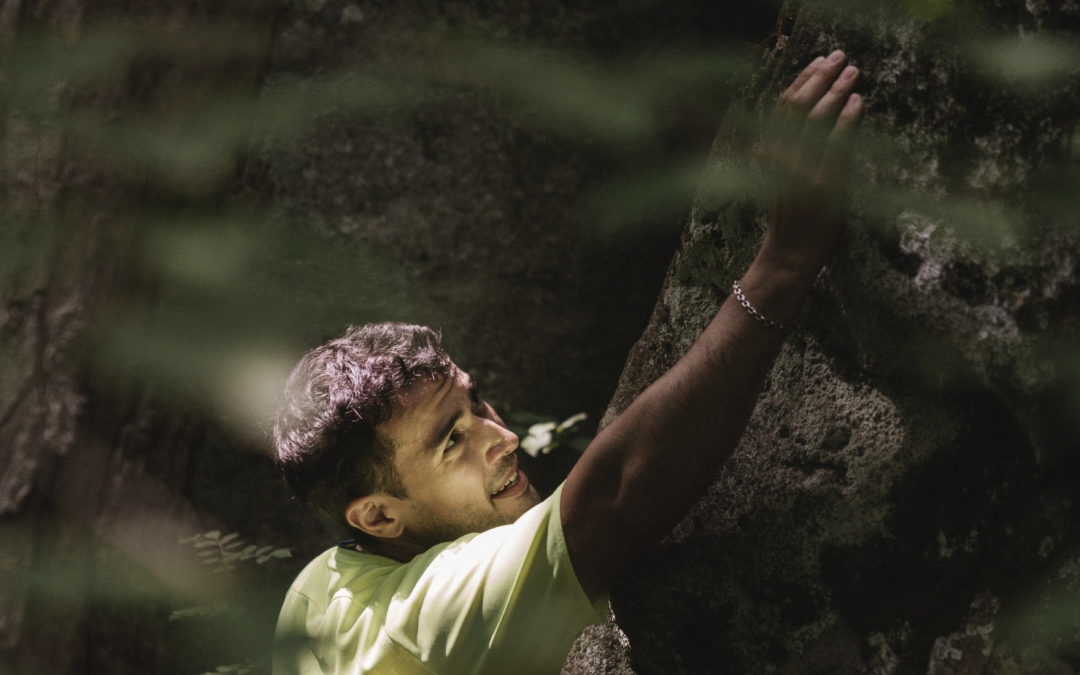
[
  {"x1": 521, "y1": 422, "x2": 556, "y2": 457},
  {"x1": 558, "y1": 412, "x2": 587, "y2": 432}
]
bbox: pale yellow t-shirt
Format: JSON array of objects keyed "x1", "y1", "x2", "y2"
[{"x1": 273, "y1": 483, "x2": 608, "y2": 674}]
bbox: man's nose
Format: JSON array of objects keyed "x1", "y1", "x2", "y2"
[{"x1": 484, "y1": 420, "x2": 519, "y2": 463}]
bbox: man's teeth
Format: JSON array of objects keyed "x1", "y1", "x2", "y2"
[{"x1": 493, "y1": 472, "x2": 517, "y2": 495}]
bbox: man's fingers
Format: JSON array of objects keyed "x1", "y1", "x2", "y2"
[
  {"x1": 782, "y1": 50, "x2": 849, "y2": 117},
  {"x1": 820, "y1": 93, "x2": 863, "y2": 176},
  {"x1": 807, "y1": 65, "x2": 859, "y2": 125},
  {"x1": 770, "y1": 55, "x2": 823, "y2": 138},
  {"x1": 763, "y1": 52, "x2": 862, "y2": 184},
  {"x1": 797, "y1": 64, "x2": 860, "y2": 163},
  {"x1": 772, "y1": 54, "x2": 830, "y2": 127},
  {"x1": 778, "y1": 55, "x2": 825, "y2": 107}
]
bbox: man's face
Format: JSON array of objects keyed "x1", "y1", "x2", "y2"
[{"x1": 376, "y1": 365, "x2": 541, "y2": 548}]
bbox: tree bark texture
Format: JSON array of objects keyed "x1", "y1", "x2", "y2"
[
  {"x1": 0, "y1": 0, "x2": 369, "y2": 671},
  {"x1": 569, "y1": 1, "x2": 1080, "y2": 673}
]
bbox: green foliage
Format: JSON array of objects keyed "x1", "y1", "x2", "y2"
[
  {"x1": 168, "y1": 530, "x2": 295, "y2": 674},
  {"x1": 412, "y1": 37, "x2": 750, "y2": 145},
  {"x1": 962, "y1": 33, "x2": 1080, "y2": 89},
  {"x1": 86, "y1": 209, "x2": 422, "y2": 443},
  {"x1": 3, "y1": 3, "x2": 1080, "y2": 672},
  {"x1": 169, "y1": 604, "x2": 230, "y2": 621},
  {"x1": 203, "y1": 663, "x2": 256, "y2": 675},
  {"x1": 179, "y1": 530, "x2": 292, "y2": 573}
]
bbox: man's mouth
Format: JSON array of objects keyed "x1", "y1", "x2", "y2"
[{"x1": 491, "y1": 468, "x2": 528, "y2": 499}]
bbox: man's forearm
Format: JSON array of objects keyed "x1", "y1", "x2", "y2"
[
  {"x1": 560, "y1": 52, "x2": 863, "y2": 600},
  {"x1": 562, "y1": 255, "x2": 815, "y2": 598}
]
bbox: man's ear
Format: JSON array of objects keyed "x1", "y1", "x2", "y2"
[{"x1": 345, "y1": 495, "x2": 405, "y2": 540}]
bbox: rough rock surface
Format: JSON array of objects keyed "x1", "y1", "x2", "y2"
[
  {"x1": 570, "y1": 1, "x2": 1080, "y2": 673},
  {"x1": 255, "y1": 0, "x2": 777, "y2": 428}
]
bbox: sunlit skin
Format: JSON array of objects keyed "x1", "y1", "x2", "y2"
[
  {"x1": 560, "y1": 51, "x2": 863, "y2": 599},
  {"x1": 346, "y1": 365, "x2": 541, "y2": 561}
]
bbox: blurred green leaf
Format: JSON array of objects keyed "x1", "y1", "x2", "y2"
[
  {"x1": 808, "y1": 0, "x2": 968, "y2": 27},
  {"x1": 5, "y1": 19, "x2": 755, "y2": 201},
  {"x1": 4, "y1": 21, "x2": 270, "y2": 116},
  {"x1": 851, "y1": 181, "x2": 1024, "y2": 249},
  {"x1": 169, "y1": 604, "x2": 228, "y2": 621},
  {"x1": 1004, "y1": 553, "x2": 1080, "y2": 652},
  {"x1": 429, "y1": 39, "x2": 749, "y2": 144},
  {"x1": 904, "y1": 0, "x2": 959, "y2": 21},
  {"x1": 84, "y1": 207, "x2": 428, "y2": 441},
  {"x1": 0, "y1": 215, "x2": 61, "y2": 284},
  {"x1": 583, "y1": 157, "x2": 759, "y2": 232},
  {"x1": 962, "y1": 33, "x2": 1080, "y2": 89}
]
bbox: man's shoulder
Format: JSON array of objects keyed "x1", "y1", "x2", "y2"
[
  {"x1": 290, "y1": 485, "x2": 566, "y2": 599},
  {"x1": 285, "y1": 545, "x2": 399, "y2": 611},
  {"x1": 275, "y1": 485, "x2": 605, "y2": 674}
]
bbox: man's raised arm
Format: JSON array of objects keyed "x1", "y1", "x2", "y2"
[{"x1": 561, "y1": 51, "x2": 864, "y2": 600}]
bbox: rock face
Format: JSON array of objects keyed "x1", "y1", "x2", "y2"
[
  {"x1": 256, "y1": 0, "x2": 780, "y2": 429},
  {"x1": 571, "y1": 1, "x2": 1080, "y2": 673},
  {"x1": 6, "y1": 0, "x2": 1077, "y2": 672}
]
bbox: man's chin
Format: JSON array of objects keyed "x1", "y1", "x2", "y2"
[
  {"x1": 523, "y1": 484, "x2": 541, "y2": 509},
  {"x1": 507, "y1": 484, "x2": 542, "y2": 520}
]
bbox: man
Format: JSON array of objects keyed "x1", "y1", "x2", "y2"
[{"x1": 273, "y1": 52, "x2": 863, "y2": 674}]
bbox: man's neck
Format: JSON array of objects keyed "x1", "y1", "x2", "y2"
[{"x1": 360, "y1": 536, "x2": 427, "y2": 563}]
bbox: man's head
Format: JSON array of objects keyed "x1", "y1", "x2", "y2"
[{"x1": 274, "y1": 322, "x2": 539, "y2": 554}]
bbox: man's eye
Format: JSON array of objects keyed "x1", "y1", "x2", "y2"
[{"x1": 445, "y1": 433, "x2": 461, "y2": 452}]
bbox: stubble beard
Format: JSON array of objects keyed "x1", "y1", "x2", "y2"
[
  {"x1": 411, "y1": 501, "x2": 519, "y2": 548},
  {"x1": 412, "y1": 455, "x2": 536, "y2": 547}
]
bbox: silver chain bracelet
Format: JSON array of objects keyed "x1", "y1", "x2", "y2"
[{"x1": 732, "y1": 279, "x2": 787, "y2": 332}]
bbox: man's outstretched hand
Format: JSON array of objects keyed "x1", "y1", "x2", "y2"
[{"x1": 757, "y1": 50, "x2": 863, "y2": 280}]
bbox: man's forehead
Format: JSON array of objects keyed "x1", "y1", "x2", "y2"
[
  {"x1": 397, "y1": 365, "x2": 470, "y2": 406},
  {"x1": 378, "y1": 365, "x2": 470, "y2": 444}
]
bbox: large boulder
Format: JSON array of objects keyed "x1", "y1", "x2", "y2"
[{"x1": 570, "y1": 1, "x2": 1080, "y2": 672}]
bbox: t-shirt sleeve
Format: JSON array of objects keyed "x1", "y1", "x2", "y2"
[{"x1": 386, "y1": 481, "x2": 608, "y2": 674}]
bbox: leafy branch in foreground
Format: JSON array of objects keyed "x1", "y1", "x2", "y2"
[
  {"x1": 179, "y1": 530, "x2": 292, "y2": 573},
  {"x1": 198, "y1": 659, "x2": 256, "y2": 675},
  {"x1": 170, "y1": 531, "x2": 295, "y2": 672}
]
